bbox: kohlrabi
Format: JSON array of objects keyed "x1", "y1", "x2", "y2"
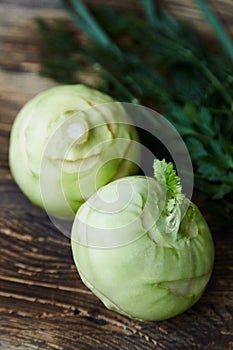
[
  {"x1": 9, "y1": 85, "x2": 139, "y2": 219},
  {"x1": 71, "y1": 159, "x2": 214, "y2": 321}
]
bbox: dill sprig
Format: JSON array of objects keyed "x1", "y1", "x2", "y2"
[{"x1": 36, "y1": 0, "x2": 233, "y2": 204}]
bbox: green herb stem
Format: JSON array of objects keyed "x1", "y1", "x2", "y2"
[
  {"x1": 60, "y1": 0, "x2": 121, "y2": 55},
  {"x1": 195, "y1": 0, "x2": 233, "y2": 61},
  {"x1": 159, "y1": 34, "x2": 233, "y2": 106},
  {"x1": 198, "y1": 60, "x2": 233, "y2": 107},
  {"x1": 140, "y1": 0, "x2": 158, "y2": 28}
]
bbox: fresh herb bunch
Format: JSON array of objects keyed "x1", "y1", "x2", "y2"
[{"x1": 37, "y1": 0, "x2": 233, "y2": 203}]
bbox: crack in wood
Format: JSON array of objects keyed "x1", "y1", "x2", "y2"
[{"x1": 0, "y1": 275, "x2": 92, "y2": 294}]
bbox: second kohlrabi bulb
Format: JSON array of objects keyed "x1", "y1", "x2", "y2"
[
  {"x1": 71, "y1": 159, "x2": 214, "y2": 321},
  {"x1": 9, "y1": 85, "x2": 139, "y2": 219}
]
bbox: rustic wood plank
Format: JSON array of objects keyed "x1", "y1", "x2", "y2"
[{"x1": 0, "y1": 0, "x2": 233, "y2": 349}]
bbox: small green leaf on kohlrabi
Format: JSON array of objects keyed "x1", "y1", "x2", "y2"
[
  {"x1": 9, "y1": 84, "x2": 140, "y2": 219},
  {"x1": 71, "y1": 159, "x2": 214, "y2": 321}
]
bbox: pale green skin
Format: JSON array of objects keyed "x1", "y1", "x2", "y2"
[
  {"x1": 9, "y1": 85, "x2": 139, "y2": 219},
  {"x1": 71, "y1": 176, "x2": 214, "y2": 321}
]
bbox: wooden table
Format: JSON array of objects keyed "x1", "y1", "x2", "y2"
[{"x1": 0, "y1": 1, "x2": 232, "y2": 349}]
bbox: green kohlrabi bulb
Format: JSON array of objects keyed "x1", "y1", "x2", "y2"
[
  {"x1": 71, "y1": 159, "x2": 214, "y2": 321},
  {"x1": 9, "y1": 85, "x2": 139, "y2": 219}
]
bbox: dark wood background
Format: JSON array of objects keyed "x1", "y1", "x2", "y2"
[{"x1": 0, "y1": 1, "x2": 232, "y2": 349}]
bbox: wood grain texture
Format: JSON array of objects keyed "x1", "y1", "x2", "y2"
[{"x1": 0, "y1": 1, "x2": 233, "y2": 349}]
